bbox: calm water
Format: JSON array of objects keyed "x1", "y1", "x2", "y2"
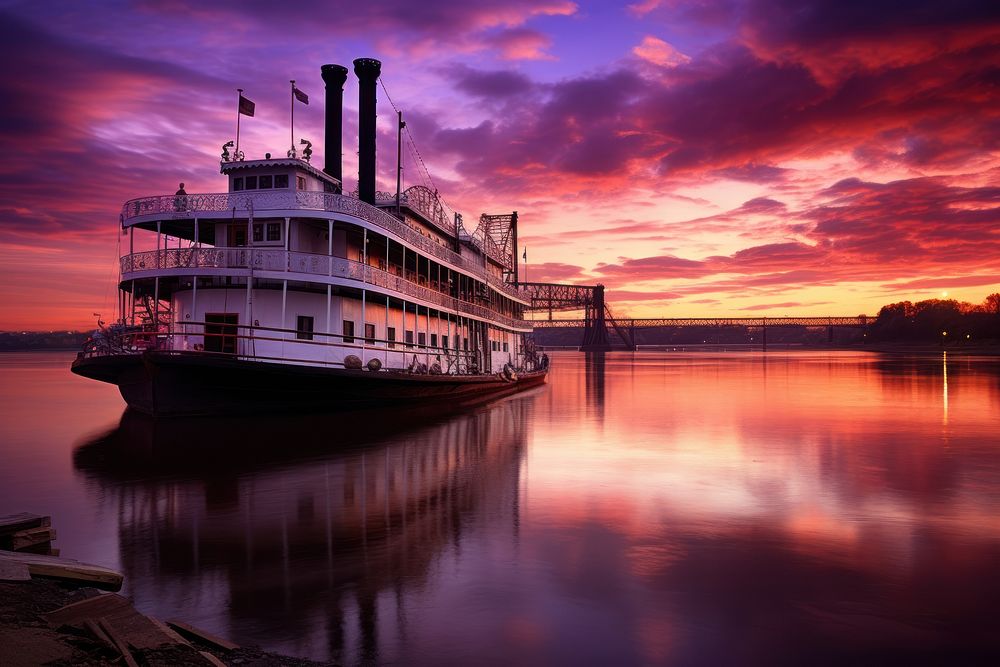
[{"x1": 2, "y1": 350, "x2": 1000, "y2": 664}]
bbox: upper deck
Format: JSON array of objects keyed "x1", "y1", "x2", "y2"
[{"x1": 123, "y1": 188, "x2": 523, "y2": 299}]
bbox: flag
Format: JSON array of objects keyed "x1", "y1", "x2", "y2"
[
  {"x1": 238, "y1": 94, "x2": 255, "y2": 117},
  {"x1": 293, "y1": 87, "x2": 309, "y2": 105},
  {"x1": 522, "y1": 248, "x2": 527, "y2": 261}
]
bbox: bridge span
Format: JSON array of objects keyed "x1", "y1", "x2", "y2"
[
  {"x1": 518, "y1": 281, "x2": 871, "y2": 350},
  {"x1": 530, "y1": 316, "x2": 870, "y2": 328}
]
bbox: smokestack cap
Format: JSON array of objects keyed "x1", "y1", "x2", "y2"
[
  {"x1": 353, "y1": 58, "x2": 382, "y2": 81},
  {"x1": 321, "y1": 64, "x2": 348, "y2": 86}
]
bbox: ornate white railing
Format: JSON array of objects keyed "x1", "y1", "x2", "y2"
[
  {"x1": 121, "y1": 249, "x2": 529, "y2": 330},
  {"x1": 121, "y1": 190, "x2": 525, "y2": 302}
]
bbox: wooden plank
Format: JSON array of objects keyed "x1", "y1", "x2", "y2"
[
  {"x1": 12, "y1": 526, "x2": 56, "y2": 550},
  {"x1": 148, "y1": 616, "x2": 191, "y2": 646},
  {"x1": 0, "y1": 513, "x2": 49, "y2": 536},
  {"x1": 82, "y1": 618, "x2": 116, "y2": 651},
  {"x1": 0, "y1": 558, "x2": 30, "y2": 581},
  {"x1": 97, "y1": 617, "x2": 139, "y2": 667},
  {"x1": 45, "y1": 593, "x2": 180, "y2": 650},
  {"x1": 0, "y1": 550, "x2": 122, "y2": 590},
  {"x1": 166, "y1": 619, "x2": 240, "y2": 651},
  {"x1": 44, "y1": 594, "x2": 132, "y2": 628},
  {"x1": 15, "y1": 541, "x2": 56, "y2": 555},
  {"x1": 199, "y1": 650, "x2": 229, "y2": 667},
  {"x1": 106, "y1": 610, "x2": 181, "y2": 651}
]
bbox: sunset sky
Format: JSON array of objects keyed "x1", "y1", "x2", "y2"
[{"x1": 0, "y1": 0, "x2": 998, "y2": 329}]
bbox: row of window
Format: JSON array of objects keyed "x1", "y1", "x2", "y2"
[
  {"x1": 232, "y1": 174, "x2": 295, "y2": 191},
  {"x1": 294, "y1": 316, "x2": 508, "y2": 352},
  {"x1": 229, "y1": 223, "x2": 282, "y2": 247}
]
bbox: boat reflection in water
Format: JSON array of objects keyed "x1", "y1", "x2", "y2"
[{"x1": 74, "y1": 394, "x2": 537, "y2": 664}]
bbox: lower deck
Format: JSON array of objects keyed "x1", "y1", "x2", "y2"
[
  {"x1": 72, "y1": 350, "x2": 548, "y2": 416},
  {"x1": 125, "y1": 286, "x2": 534, "y2": 374}
]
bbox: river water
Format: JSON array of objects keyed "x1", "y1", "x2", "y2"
[{"x1": 2, "y1": 350, "x2": 1000, "y2": 665}]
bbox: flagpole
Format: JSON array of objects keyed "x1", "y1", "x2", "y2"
[
  {"x1": 290, "y1": 80, "x2": 295, "y2": 157},
  {"x1": 236, "y1": 88, "x2": 243, "y2": 159}
]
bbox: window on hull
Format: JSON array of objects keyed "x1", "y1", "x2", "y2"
[
  {"x1": 387, "y1": 327, "x2": 396, "y2": 348},
  {"x1": 343, "y1": 320, "x2": 355, "y2": 344},
  {"x1": 364, "y1": 323, "x2": 376, "y2": 344}
]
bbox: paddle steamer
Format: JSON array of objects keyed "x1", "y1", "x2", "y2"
[{"x1": 72, "y1": 58, "x2": 547, "y2": 415}]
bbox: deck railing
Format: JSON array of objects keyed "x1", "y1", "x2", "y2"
[
  {"x1": 121, "y1": 249, "x2": 529, "y2": 331},
  {"x1": 121, "y1": 191, "x2": 523, "y2": 300},
  {"x1": 79, "y1": 320, "x2": 543, "y2": 375}
]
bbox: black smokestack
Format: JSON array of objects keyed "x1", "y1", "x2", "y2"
[
  {"x1": 320, "y1": 64, "x2": 349, "y2": 184},
  {"x1": 353, "y1": 57, "x2": 381, "y2": 205}
]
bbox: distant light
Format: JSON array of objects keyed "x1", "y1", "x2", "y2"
[
  {"x1": 942, "y1": 331, "x2": 948, "y2": 336},
  {"x1": 942, "y1": 291, "x2": 949, "y2": 297},
  {"x1": 966, "y1": 334, "x2": 971, "y2": 339}
]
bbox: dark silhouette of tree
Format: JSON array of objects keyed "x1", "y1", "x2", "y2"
[
  {"x1": 870, "y1": 295, "x2": 1000, "y2": 343},
  {"x1": 985, "y1": 293, "x2": 1000, "y2": 315}
]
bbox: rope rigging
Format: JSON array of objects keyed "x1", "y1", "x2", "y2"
[{"x1": 377, "y1": 76, "x2": 457, "y2": 220}]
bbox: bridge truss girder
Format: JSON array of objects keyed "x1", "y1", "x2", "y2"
[
  {"x1": 528, "y1": 316, "x2": 869, "y2": 328},
  {"x1": 519, "y1": 282, "x2": 612, "y2": 349}
]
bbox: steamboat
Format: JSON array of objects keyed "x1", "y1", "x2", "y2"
[{"x1": 72, "y1": 58, "x2": 548, "y2": 415}]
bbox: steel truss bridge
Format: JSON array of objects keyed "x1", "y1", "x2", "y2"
[{"x1": 518, "y1": 282, "x2": 870, "y2": 350}]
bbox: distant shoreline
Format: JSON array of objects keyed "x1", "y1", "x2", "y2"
[{"x1": 540, "y1": 343, "x2": 1000, "y2": 355}]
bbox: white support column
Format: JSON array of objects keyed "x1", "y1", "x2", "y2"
[
  {"x1": 156, "y1": 221, "x2": 161, "y2": 268},
  {"x1": 361, "y1": 228, "x2": 368, "y2": 364},
  {"x1": 193, "y1": 217, "x2": 199, "y2": 250},
  {"x1": 284, "y1": 217, "x2": 290, "y2": 271},
  {"x1": 154, "y1": 276, "x2": 160, "y2": 327},
  {"x1": 326, "y1": 284, "x2": 332, "y2": 350},
  {"x1": 245, "y1": 275, "x2": 252, "y2": 335},
  {"x1": 402, "y1": 299, "x2": 408, "y2": 363},
  {"x1": 281, "y1": 279, "x2": 288, "y2": 338},
  {"x1": 327, "y1": 219, "x2": 333, "y2": 276}
]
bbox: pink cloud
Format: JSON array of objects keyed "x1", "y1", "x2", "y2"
[
  {"x1": 487, "y1": 28, "x2": 558, "y2": 61},
  {"x1": 633, "y1": 36, "x2": 692, "y2": 68}
]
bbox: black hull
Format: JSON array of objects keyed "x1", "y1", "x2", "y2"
[{"x1": 72, "y1": 351, "x2": 547, "y2": 416}]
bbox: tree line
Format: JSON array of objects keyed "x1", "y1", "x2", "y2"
[{"x1": 868, "y1": 294, "x2": 1000, "y2": 343}]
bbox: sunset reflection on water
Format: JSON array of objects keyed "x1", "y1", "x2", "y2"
[{"x1": 2, "y1": 350, "x2": 1000, "y2": 664}]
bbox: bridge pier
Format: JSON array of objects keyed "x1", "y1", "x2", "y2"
[{"x1": 581, "y1": 285, "x2": 612, "y2": 351}]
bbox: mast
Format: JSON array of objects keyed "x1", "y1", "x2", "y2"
[
  {"x1": 290, "y1": 80, "x2": 296, "y2": 158},
  {"x1": 235, "y1": 88, "x2": 244, "y2": 159},
  {"x1": 395, "y1": 111, "x2": 405, "y2": 217}
]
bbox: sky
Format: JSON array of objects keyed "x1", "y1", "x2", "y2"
[{"x1": 0, "y1": 0, "x2": 998, "y2": 329}]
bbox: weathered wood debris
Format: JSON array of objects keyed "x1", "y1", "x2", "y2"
[
  {"x1": 41, "y1": 592, "x2": 240, "y2": 666},
  {"x1": 0, "y1": 513, "x2": 58, "y2": 554},
  {"x1": 0, "y1": 513, "x2": 254, "y2": 666},
  {"x1": 0, "y1": 513, "x2": 123, "y2": 590}
]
